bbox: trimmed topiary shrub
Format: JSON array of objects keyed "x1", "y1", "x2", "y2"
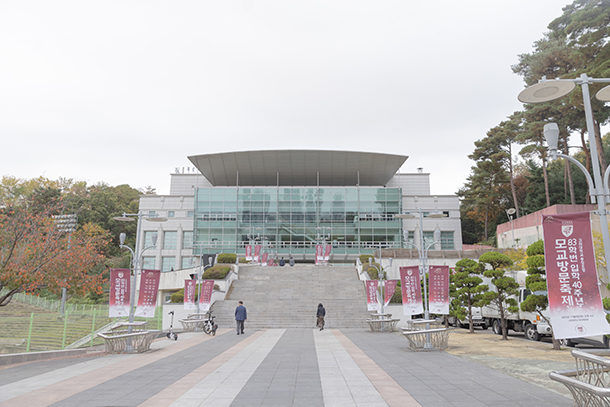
[
  {"x1": 359, "y1": 254, "x2": 375, "y2": 264},
  {"x1": 239, "y1": 257, "x2": 248, "y2": 263},
  {"x1": 363, "y1": 262, "x2": 380, "y2": 279},
  {"x1": 217, "y1": 253, "x2": 237, "y2": 264},
  {"x1": 202, "y1": 265, "x2": 232, "y2": 279},
  {"x1": 171, "y1": 289, "x2": 185, "y2": 303}
]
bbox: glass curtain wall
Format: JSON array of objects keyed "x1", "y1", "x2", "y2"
[{"x1": 194, "y1": 187, "x2": 401, "y2": 257}]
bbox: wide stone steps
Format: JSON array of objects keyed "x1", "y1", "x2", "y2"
[{"x1": 210, "y1": 265, "x2": 369, "y2": 329}]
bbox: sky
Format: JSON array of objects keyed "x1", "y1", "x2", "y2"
[{"x1": 0, "y1": 0, "x2": 586, "y2": 196}]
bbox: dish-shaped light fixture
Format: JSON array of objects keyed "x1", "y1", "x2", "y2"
[
  {"x1": 596, "y1": 84, "x2": 610, "y2": 102},
  {"x1": 518, "y1": 80, "x2": 576, "y2": 103}
]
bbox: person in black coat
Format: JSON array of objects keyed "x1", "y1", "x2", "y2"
[{"x1": 316, "y1": 303, "x2": 325, "y2": 331}]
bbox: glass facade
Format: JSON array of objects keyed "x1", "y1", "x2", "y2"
[{"x1": 194, "y1": 187, "x2": 402, "y2": 256}]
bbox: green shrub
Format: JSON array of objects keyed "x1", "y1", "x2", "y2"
[
  {"x1": 171, "y1": 289, "x2": 185, "y2": 303},
  {"x1": 360, "y1": 254, "x2": 375, "y2": 264},
  {"x1": 203, "y1": 265, "x2": 232, "y2": 279},
  {"x1": 239, "y1": 257, "x2": 248, "y2": 263},
  {"x1": 363, "y1": 262, "x2": 380, "y2": 279},
  {"x1": 217, "y1": 253, "x2": 237, "y2": 263},
  {"x1": 389, "y1": 282, "x2": 402, "y2": 303}
]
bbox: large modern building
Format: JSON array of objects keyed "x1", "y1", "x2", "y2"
[{"x1": 137, "y1": 150, "x2": 462, "y2": 271}]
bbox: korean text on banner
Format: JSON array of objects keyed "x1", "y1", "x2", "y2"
[
  {"x1": 135, "y1": 269, "x2": 161, "y2": 318},
  {"x1": 542, "y1": 212, "x2": 609, "y2": 339},
  {"x1": 315, "y1": 245, "x2": 323, "y2": 265},
  {"x1": 245, "y1": 245, "x2": 252, "y2": 261},
  {"x1": 400, "y1": 266, "x2": 423, "y2": 316},
  {"x1": 428, "y1": 265, "x2": 450, "y2": 315},
  {"x1": 324, "y1": 244, "x2": 331, "y2": 262},
  {"x1": 261, "y1": 252, "x2": 269, "y2": 266},
  {"x1": 199, "y1": 280, "x2": 215, "y2": 312},
  {"x1": 384, "y1": 280, "x2": 398, "y2": 308},
  {"x1": 366, "y1": 280, "x2": 380, "y2": 311},
  {"x1": 109, "y1": 269, "x2": 130, "y2": 318},
  {"x1": 254, "y1": 245, "x2": 262, "y2": 263},
  {"x1": 184, "y1": 279, "x2": 197, "y2": 310}
]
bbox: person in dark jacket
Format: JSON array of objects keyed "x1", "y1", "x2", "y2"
[
  {"x1": 235, "y1": 301, "x2": 247, "y2": 335},
  {"x1": 279, "y1": 257, "x2": 285, "y2": 266},
  {"x1": 316, "y1": 303, "x2": 325, "y2": 331}
]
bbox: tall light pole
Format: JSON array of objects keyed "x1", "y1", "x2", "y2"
[
  {"x1": 395, "y1": 209, "x2": 447, "y2": 322},
  {"x1": 53, "y1": 214, "x2": 77, "y2": 316},
  {"x1": 367, "y1": 256, "x2": 393, "y2": 315},
  {"x1": 519, "y1": 75, "x2": 610, "y2": 282},
  {"x1": 114, "y1": 212, "x2": 166, "y2": 352}
]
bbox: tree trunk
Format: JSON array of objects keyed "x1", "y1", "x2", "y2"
[
  {"x1": 563, "y1": 141, "x2": 576, "y2": 205},
  {"x1": 542, "y1": 156, "x2": 551, "y2": 207},
  {"x1": 595, "y1": 120, "x2": 607, "y2": 172},
  {"x1": 580, "y1": 129, "x2": 592, "y2": 203},
  {"x1": 499, "y1": 300, "x2": 508, "y2": 340},
  {"x1": 468, "y1": 297, "x2": 474, "y2": 333},
  {"x1": 508, "y1": 144, "x2": 520, "y2": 218}
]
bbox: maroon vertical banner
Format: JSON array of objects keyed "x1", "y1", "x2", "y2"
[
  {"x1": 199, "y1": 280, "x2": 215, "y2": 312},
  {"x1": 109, "y1": 268, "x2": 130, "y2": 318},
  {"x1": 261, "y1": 252, "x2": 269, "y2": 266},
  {"x1": 384, "y1": 280, "x2": 398, "y2": 307},
  {"x1": 135, "y1": 269, "x2": 160, "y2": 318},
  {"x1": 366, "y1": 280, "x2": 380, "y2": 311},
  {"x1": 428, "y1": 265, "x2": 450, "y2": 315},
  {"x1": 254, "y1": 245, "x2": 262, "y2": 263},
  {"x1": 184, "y1": 279, "x2": 197, "y2": 310},
  {"x1": 324, "y1": 244, "x2": 331, "y2": 262},
  {"x1": 315, "y1": 245, "x2": 323, "y2": 265},
  {"x1": 268, "y1": 258, "x2": 275, "y2": 266},
  {"x1": 543, "y1": 212, "x2": 609, "y2": 339},
  {"x1": 400, "y1": 266, "x2": 423, "y2": 316},
  {"x1": 245, "y1": 245, "x2": 252, "y2": 261}
]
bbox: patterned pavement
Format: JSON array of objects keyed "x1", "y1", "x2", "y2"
[{"x1": 0, "y1": 328, "x2": 573, "y2": 407}]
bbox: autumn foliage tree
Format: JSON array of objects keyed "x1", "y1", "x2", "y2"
[{"x1": 0, "y1": 193, "x2": 110, "y2": 306}]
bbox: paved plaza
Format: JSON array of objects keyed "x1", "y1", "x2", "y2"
[{"x1": 0, "y1": 328, "x2": 573, "y2": 407}]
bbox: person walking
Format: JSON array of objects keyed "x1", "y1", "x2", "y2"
[
  {"x1": 316, "y1": 303, "x2": 325, "y2": 331},
  {"x1": 235, "y1": 301, "x2": 247, "y2": 335}
]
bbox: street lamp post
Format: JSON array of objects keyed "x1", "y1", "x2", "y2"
[
  {"x1": 53, "y1": 214, "x2": 77, "y2": 316},
  {"x1": 114, "y1": 212, "x2": 167, "y2": 352},
  {"x1": 367, "y1": 256, "x2": 393, "y2": 315},
  {"x1": 519, "y1": 75, "x2": 610, "y2": 282},
  {"x1": 396, "y1": 209, "x2": 447, "y2": 347}
]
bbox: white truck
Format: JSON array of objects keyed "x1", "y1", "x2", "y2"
[{"x1": 480, "y1": 270, "x2": 553, "y2": 341}]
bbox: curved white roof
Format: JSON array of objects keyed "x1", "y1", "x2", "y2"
[{"x1": 188, "y1": 150, "x2": 407, "y2": 187}]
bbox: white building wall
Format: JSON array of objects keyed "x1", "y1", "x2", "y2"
[{"x1": 386, "y1": 173, "x2": 430, "y2": 195}]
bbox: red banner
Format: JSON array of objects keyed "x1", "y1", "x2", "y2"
[
  {"x1": 261, "y1": 252, "x2": 269, "y2": 266},
  {"x1": 254, "y1": 245, "x2": 262, "y2": 263},
  {"x1": 384, "y1": 280, "x2": 398, "y2": 307},
  {"x1": 245, "y1": 245, "x2": 252, "y2": 261},
  {"x1": 543, "y1": 212, "x2": 609, "y2": 339},
  {"x1": 324, "y1": 244, "x2": 331, "y2": 262},
  {"x1": 135, "y1": 269, "x2": 160, "y2": 318},
  {"x1": 199, "y1": 280, "x2": 215, "y2": 312},
  {"x1": 109, "y1": 268, "x2": 131, "y2": 318},
  {"x1": 428, "y1": 265, "x2": 450, "y2": 315},
  {"x1": 268, "y1": 258, "x2": 275, "y2": 266},
  {"x1": 366, "y1": 280, "x2": 380, "y2": 311},
  {"x1": 184, "y1": 279, "x2": 197, "y2": 310},
  {"x1": 315, "y1": 244, "x2": 323, "y2": 265},
  {"x1": 400, "y1": 266, "x2": 423, "y2": 316}
]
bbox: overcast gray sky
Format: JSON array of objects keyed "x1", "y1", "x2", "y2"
[{"x1": 0, "y1": 1, "x2": 582, "y2": 195}]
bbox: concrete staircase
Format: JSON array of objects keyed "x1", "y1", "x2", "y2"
[{"x1": 211, "y1": 265, "x2": 370, "y2": 329}]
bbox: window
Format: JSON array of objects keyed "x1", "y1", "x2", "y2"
[
  {"x1": 162, "y1": 257, "x2": 175, "y2": 272},
  {"x1": 168, "y1": 211, "x2": 175, "y2": 218},
  {"x1": 143, "y1": 232, "x2": 157, "y2": 248},
  {"x1": 187, "y1": 211, "x2": 194, "y2": 218},
  {"x1": 441, "y1": 231, "x2": 454, "y2": 250},
  {"x1": 423, "y1": 231, "x2": 435, "y2": 245},
  {"x1": 183, "y1": 231, "x2": 194, "y2": 249},
  {"x1": 182, "y1": 257, "x2": 195, "y2": 269},
  {"x1": 142, "y1": 257, "x2": 156, "y2": 269},
  {"x1": 164, "y1": 231, "x2": 177, "y2": 250}
]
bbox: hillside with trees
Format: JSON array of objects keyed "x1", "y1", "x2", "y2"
[{"x1": 459, "y1": 0, "x2": 610, "y2": 246}]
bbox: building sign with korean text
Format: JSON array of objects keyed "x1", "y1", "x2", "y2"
[
  {"x1": 199, "y1": 280, "x2": 215, "y2": 312},
  {"x1": 366, "y1": 280, "x2": 380, "y2": 311},
  {"x1": 384, "y1": 280, "x2": 398, "y2": 308},
  {"x1": 184, "y1": 279, "x2": 197, "y2": 310}
]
